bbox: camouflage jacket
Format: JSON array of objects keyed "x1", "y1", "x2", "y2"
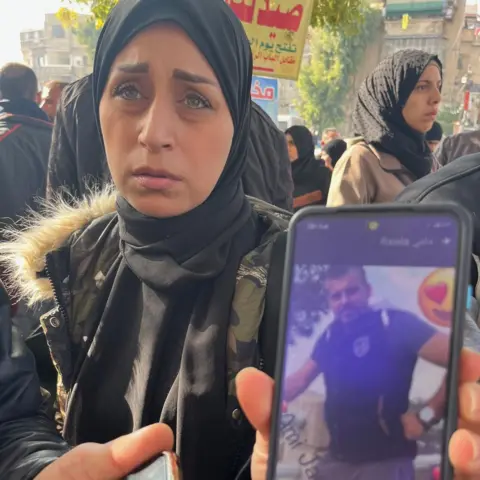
[{"x1": 2, "y1": 191, "x2": 290, "y2": 444}]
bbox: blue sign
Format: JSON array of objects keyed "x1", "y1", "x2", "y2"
[{"x1": 251, "y1": 76, "x2": 279, "y2": 125}]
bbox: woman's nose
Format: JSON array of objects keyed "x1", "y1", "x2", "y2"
[
  {"x1": 138, "y1": 100, "x2": 176, "y2": 152},
  {"x1": 431, "y1": 87, "x2": 442, "y2": 105}
]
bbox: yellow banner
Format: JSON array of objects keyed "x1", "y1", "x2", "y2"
[{"x1": 226, "y1": 0, "x2": 314, "y2": 80}]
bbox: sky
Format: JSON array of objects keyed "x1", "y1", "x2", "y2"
[
  {"x1": 0, "y1": 0, "x2": 73, "y2": 66},
  {"x1": 0, "y1": 0, "x2": 478, "y2": 67}
]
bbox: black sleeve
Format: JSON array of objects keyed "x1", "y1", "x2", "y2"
[
  {"x1": 46, "y1": 91, "x2": 80, "y2": 202},
  {"x1": 0, "y1": 304, "x2": 69, "y2": 479}
]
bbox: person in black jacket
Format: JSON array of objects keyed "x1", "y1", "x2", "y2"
[
  {"x1": 0, "y1": 64, "x2": 53, "y2": 337},
  {"x1": 47, "y1": 74, "x2": 293, "y2": 210},
  {"x1": 0, "y1": 63, "x2": 52, "y2": 234}
]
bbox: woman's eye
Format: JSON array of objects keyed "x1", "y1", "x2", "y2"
[
  {"x1": 112, "y1": 83, "x2": 142, "y2": 100},
  {"x1": 416, "y1": 84, "x2": 428, "y2": 92},
  {"x1": 184, "y1": 93, "x2": 211, "y2": 109}
]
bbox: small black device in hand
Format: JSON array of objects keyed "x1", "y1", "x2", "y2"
[{"x1": 126, "y1": 452, "x2": 181, "y2": 480}]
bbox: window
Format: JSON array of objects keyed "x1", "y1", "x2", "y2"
[
  {"x1": 52, "y1": 25, "x2": 65, "y2": 38},
  {"x1": 47, "y1": 52, "x2": 71, "y2": 66}
]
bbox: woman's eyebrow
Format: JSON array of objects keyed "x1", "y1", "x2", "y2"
[
  {"x1": 115, "y1": 62, "x2": 149, "y2": 73},
  {"x1": 173, "y1": 68, "x2": 219, "y2": 87}
]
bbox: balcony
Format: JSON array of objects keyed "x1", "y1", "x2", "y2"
[{"x1": 385, "y1": 1, "x2": 446, "y2": 18}]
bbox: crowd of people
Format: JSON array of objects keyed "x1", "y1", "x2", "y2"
[{"x1": 1, "y1": 0, "x2": 480, "y2": 479}]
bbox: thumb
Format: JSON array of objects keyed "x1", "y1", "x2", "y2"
[
  {"x1": 35, "y1": 423, "x2": 174, "y2": 480},
  {"x1": 237, "y1": 367, "x2": 274, "y2": 480}
]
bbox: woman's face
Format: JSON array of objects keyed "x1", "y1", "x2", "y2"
[
  {"x1": 402, "y1": 63, "x2": 442, "y2": 134},
  {"x1": 286, "y1": 134, "x2": 298, "y2": 162},
  {"x1": 100, "y1": 24, "x2": 234, "y2": 218}
]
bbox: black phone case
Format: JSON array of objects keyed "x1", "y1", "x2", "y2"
[{"x1": 267, "y1": 202, "x2": 473, "y2": 480}]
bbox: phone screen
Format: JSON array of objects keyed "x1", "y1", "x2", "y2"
[{"x1": 271, "y1": 212, "x2": 462, "y2": 480}]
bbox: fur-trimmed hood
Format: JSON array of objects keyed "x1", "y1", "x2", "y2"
[
  {"x1": 0, "y1": 188, "x2": 116, "y2": 305},
  {"x1": 0, "y1": 190, "x2": 291, "y2": 307}
]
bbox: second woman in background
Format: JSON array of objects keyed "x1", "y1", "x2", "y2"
[
  {"x1": 327, "y1": 49, "x2": 442, "y2": 206},
  {"x1": 286, "y1": 125, "x2": 331, "y2": 211}
]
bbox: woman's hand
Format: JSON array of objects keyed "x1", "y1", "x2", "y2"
[
  {"x1": 449, "y1": 349, "x2": 480, "y2": 476},
  {"x1": 237, "y1": 349, "x2": 480, "y2": 480},
  {"x1": 236, "y1": 367, "x2": 273, "y2": 480},
  {"x1": 35, "y1": 424, "x2": 174, "y2": 480}
]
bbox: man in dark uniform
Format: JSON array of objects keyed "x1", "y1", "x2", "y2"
[{"x1": 284, "y1": 266, "x2": 449, "y2": 479}]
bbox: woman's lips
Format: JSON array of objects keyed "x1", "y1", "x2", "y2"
[
  {"x1": 133, "y1": 174, "x2": 180, "y2": 190},
  {"x1": 132, "y1": 169, "x2": 182, "y2": 191}
]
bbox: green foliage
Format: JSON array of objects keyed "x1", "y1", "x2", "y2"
[
  {"x1": 59, "y1": 0, "x2": 118, "y2": 29},
  {"x1": 436, "y1": 106, "x2": 461, "y2": 136},
  {"x1": 296, "y1": 6, "x2": 382, "y2": 131},
  {"x1": 311, "y1": 0, "x2": 369, "y2": 34},
  {"x1": 74, "y1": 17, "x2": 101, "y2": 62}
]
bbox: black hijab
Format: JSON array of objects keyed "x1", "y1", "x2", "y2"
[
  {"x1": 324, "y1": 138, "x2": 347, "y2": 168},
  {"x1": 353, "y1": 49, "x2": 442, "y2": 180},
  {"x1": 286, "y1": 125, "x2": 331, "y2": 209},
  {"x1": 69, "y1": 1, "x2": 258, "y2": 479}
]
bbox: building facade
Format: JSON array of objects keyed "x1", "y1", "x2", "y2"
[
  {"x1": 20, "y1": 13, "x2": 92, "y2": 87},
  {"x1": 383, "y1": 0, "x2": 467, "y2": 107}
]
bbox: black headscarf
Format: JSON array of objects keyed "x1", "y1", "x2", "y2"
[
  {"x1": 286, "y1": 125, "x2": 331, "y2": 209},
  {"x1": 69, "y1": 1, "x2": 258, "y2": 479},
  {"x1": 324, "y1": 138, "x2": 347, "y2": 168},
  {"x1": 426, "y1": 121, "x2": 443, "y2": 142},
  {"x1": 353, "y1": 49, "x2": 442, "y2": 180}
]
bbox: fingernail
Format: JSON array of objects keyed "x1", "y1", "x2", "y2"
[{"x1": 458, "y1": 433, "x2": 479, "y2": 466}]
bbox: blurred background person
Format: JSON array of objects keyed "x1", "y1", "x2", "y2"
[
  {"x1": 322, "y1": 138, "x2": 347, "y2": 171},
  {"x1": 0, "y1": 63, "x2": 52, "y2": 233},
  {"x1": 286, "y1": 125, "x2": 331, "y2": 211},
  {"x1": 321, "y1": 127, "x2": 340, "y2": 147},
  {"x1": 435, "y1": 123, "x2": 480, "y2": 167},
  {"x1": 426, "y1": 121, "x2": 443, "y2": 153},
  {"x1": 327, "y1": 50, "x2": 442, "y2": 206},
  {"x1": 40, "y1": 80, "x2": 68, "y2": 122},
  {"x1": 0, "y1": 63, "x2": 53, "y2": 337}
]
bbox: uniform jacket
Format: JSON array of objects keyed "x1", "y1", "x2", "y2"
[
  {"x1": 0, "y1": 192, "x2": 289, "y2": 480},
  {"x1": 0, "y1": 111, "x2": 52, "y2": 236}
]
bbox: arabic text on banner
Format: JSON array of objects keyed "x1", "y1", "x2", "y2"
[
  {"x1": 226, "y1": 0, "x2": 314, "y2": 81},
  {"x1": 251, "y1": 76, "x2": 279, "y2": 124}
]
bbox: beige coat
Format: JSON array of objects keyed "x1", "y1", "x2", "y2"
[{"x1": 327, "y1": 141, "x2": 416, "y2": 206}]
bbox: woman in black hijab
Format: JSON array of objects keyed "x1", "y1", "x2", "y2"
[
  {"x1": 285, "y1": 125, "x2": 331, "y2": 210},
  {"x1": 327, "y1": 49, "x2": 442, "y2": 206},
  {"x1": 0, "y1": 0, "x2": 289, "y2": 479},
  {"x1": 1, "y1": 21, "x2": 480, "y2": 479}
]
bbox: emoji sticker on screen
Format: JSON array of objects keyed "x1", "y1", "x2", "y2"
[{"x1": 418, "y1": 268, "x2": 454, "y2": 328}]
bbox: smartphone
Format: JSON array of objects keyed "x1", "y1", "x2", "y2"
[{"x1": 268, "y1": 204, "x2": 473, "y2": 480}]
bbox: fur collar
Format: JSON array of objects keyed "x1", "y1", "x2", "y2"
[
  {"x1": 0, "y1": 187, "x2": 116, "y2": 305},
  {"x1": 0, "y1": 189, "x2": 289, "y2": 306}
]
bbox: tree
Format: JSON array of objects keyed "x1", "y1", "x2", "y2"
[
  {"x1": 296, "y1": 6, "x2": 382, "y2": 131},
  {"x1": 74, "y1": 17, "x2": 101, "y2": 63}
]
